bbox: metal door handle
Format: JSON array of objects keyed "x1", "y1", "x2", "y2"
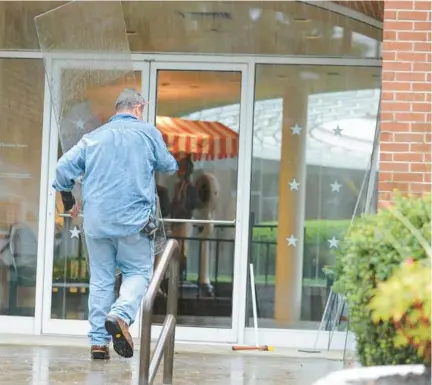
[
  {"x1": 58, "y1": 213, "x2": 83, "y2": 218},
  {"x1": 57, "y1": 214, "x2": 236, "y2": 225},
  {"x1": 162, "y1": 218, "x2": 236, "y2": 225}
]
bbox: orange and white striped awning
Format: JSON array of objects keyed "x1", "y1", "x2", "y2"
[{"x1": 156, "y1": 116, "x2": 238, "y2": 161}]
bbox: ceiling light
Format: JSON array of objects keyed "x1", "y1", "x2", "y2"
[
  {"x1": 176, "y1": 11, "x2": 231, "y2": 20},
  {"x1": 249, "y1": 8, "x2": 262, "y2": 21},
  {"x1": 304, "y1": 33, "x2": 322, "y2": 40},
  {"x1": 300, "y1": 71, "x2": 320, "y2": 80},
  {"x1": 275, "y1": 12, "x2": 290, "y2": 25}
]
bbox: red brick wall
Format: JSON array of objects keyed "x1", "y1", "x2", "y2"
[{"x1": 379, "y1": 0, "x2": 431, "y2": 204}]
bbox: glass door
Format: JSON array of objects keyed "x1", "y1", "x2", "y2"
[
  {"x1": 147, "y1": 62, "x2": 249, "y2": 343},
  {"x1": 42, "y1": 60, "x2": 150, "y2": 338},
  {"x1": 0, "y1": 58, "x2": 47, "y2": 334},
  {"x1": 42, "y1": 59, "x2": 251, "y2": 344}
]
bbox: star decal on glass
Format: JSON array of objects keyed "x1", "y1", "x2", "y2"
[
  {"x1": 330, "y1": 180, "x2": 342, "y2": 192},
  {"x1": 289, "y1": 178, "x2": 300, "y2": 191},
  {"x1": 291, "y1": 124, "x2": 302, "y2": 136},
  {"x1": 286, "y1": 234, "x2": 297, "y2": 247},
  {"x1": 70, "y1": 226, "x2": 80, "y2": 239},
  {"x1": 328, "y1": 236, "x2": 340, "y2": 249},
  {"x1": 75, "y1": 119, "x2": 86, "y2": 131},
  {"x1": 333, "y1": 125, "x2": 343, "y2": 136}
]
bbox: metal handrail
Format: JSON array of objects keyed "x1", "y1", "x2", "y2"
[{"x1": 139, "y1": 239, "x2": 180, "y2": 385}]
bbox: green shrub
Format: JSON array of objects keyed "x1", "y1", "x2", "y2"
[
  {"x1": 369, "y1": 258, "x2": 431, "y2": 364},
  {"x1": 333, "y1": 193, "x2": 431, "y2": 366}
]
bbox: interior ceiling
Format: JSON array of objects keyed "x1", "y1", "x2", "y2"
[
  {"x1": 81, "y1": 65, "x2": 381, "y2": 171},
  {"x1": 0, "y1": 1, "x2": 383, "y2": 122},
  {"x1": 1, "y1": 1, "x2": 382, "y2": 57},
  {"x1": 122, "y1": 1, "x2": 382, "y2": 56},
  {"x1": 85, "y1": 65, "x2": 380, "y2": 120}
]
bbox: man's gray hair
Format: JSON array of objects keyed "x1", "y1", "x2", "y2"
[{"x1": 115, "y1": 88, "x2": 146, "y2": 111}]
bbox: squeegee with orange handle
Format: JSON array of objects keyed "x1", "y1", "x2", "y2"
[{"x1": 232, "y1": 345, "x2": 274, "y2": 351}]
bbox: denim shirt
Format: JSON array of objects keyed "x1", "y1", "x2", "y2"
[{"x1": 52, "y1": 114, "x2": 178, "y2": 238}]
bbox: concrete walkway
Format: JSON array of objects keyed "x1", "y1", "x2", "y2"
[{"x1": 0, "y1": 342, "x2": 344, "y2": 385}]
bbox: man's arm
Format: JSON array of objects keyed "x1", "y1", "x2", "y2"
[
  {"x1": 151, "y1": 127, "x2": 178, "y2": 174},
  {"x1": 52, "y1": 140, "x2": 86, "y2": 192}
]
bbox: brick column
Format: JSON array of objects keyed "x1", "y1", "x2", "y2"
[{"x1": 379, "y1": 0, "x2": 431, "y2": 205}]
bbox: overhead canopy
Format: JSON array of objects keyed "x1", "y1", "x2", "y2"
[{"x1": 156, "y1": 116, "x2": 238, "y2": 161}]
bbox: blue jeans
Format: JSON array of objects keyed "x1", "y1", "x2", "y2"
[{"x1": 85, "y1": 232, "x2": 154, "y2": 346}]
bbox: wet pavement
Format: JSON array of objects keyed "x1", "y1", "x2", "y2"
[{"x1": 0, "y1": 345, "x2": 343, "y2": 385}]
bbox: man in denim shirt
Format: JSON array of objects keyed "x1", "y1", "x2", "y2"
[{"x1": 52, "y1": 89, "x2": 178, "y2": 360}]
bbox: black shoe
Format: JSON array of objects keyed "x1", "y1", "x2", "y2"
[{"x1": 105, "y1": 315, "x2": 134, "y2": 358}]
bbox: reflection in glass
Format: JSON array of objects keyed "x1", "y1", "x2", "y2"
[
  {"x1": 50, "y1": 71, "x2": 141, "y2": 320},
  {"x1": 0, "y1": 59, "x2": 45, "y2": 316},
  {"x1": 0, "y1": 2, "x2": 65, "y2": 49},
  {"x1": 51, "y1": 189, "x2": 89, "y2": 320},
  {"x1": 246, "y1": 65, "x2": 381, "y2": 329},
  {"x1": 153, "y1": 70, "x2": 241, "y2": 328},
  {"x1": 2, "y1": 2, "x2": 381, "y2": 58},
  {"x1": 49, "y1": 69, "x2": 242, "y2": 327},
  {"x1": 121, "y1": 1, "x2": 382, "y2": 58}
]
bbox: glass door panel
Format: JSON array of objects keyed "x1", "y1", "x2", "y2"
[
  {"x1": 43, "y1": 64, "x2": 148, "y2": 338},
  {"x1": 0, "y1": 59, "x2": 45, "y2": 320},
  {"x1": 149, "y1": 64, "x2": 245, "y2": 330},
  {"x1": 44, "y1": 60, "x2": 250, "y2": 344},
  {"x1": 245, "y1": 64, "x2": 381, "y2": 347}
]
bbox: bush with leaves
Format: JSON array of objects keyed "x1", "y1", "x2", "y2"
[
  {"x1": 369, "y1": 258, "x2": 431, "y2": 364},
  {"x1": 333, "y1": 193, "x2": 431, "y2": 366}
]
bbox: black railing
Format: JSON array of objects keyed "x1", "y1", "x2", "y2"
[
  {"x1": 50, "y1": 223, "x2": 284, "y2": 290},
  {"x1": 165, "y1": 223, "x2": 278, "y2": 289},
  {"x1": 52, "y1": 225, "x2": 341, "y2": 292},
  {"x1": 46, "y1": 219, "x2": 340, "y2": 322},
  {"x1": 50, "y1": 220, "x2": 336, "y2": 305}
]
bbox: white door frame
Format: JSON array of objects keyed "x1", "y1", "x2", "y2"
[
  {"x1": 41, "y1": 59, "x2": 151, "y2": 339},
  {"x1": 40, "y1": 57, "x2": 253, "y2": 345},
  {"x1": 146, "y1": 61, "x2": 251, "y2": 343},
  {"x1": 0, "y1": 56, "x2": 52, "y2": 335},
  {"x1": 38, "y1": 53, "x2": 371, "y2": 349}
]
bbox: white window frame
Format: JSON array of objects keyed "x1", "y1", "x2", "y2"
[{"x1": 0, "y1": 50, "x2": 381, "y2": 351}]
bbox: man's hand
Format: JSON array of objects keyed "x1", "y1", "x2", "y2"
[{"x1": 69, "y1": 203, "x2": 81, "y2": 220}]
